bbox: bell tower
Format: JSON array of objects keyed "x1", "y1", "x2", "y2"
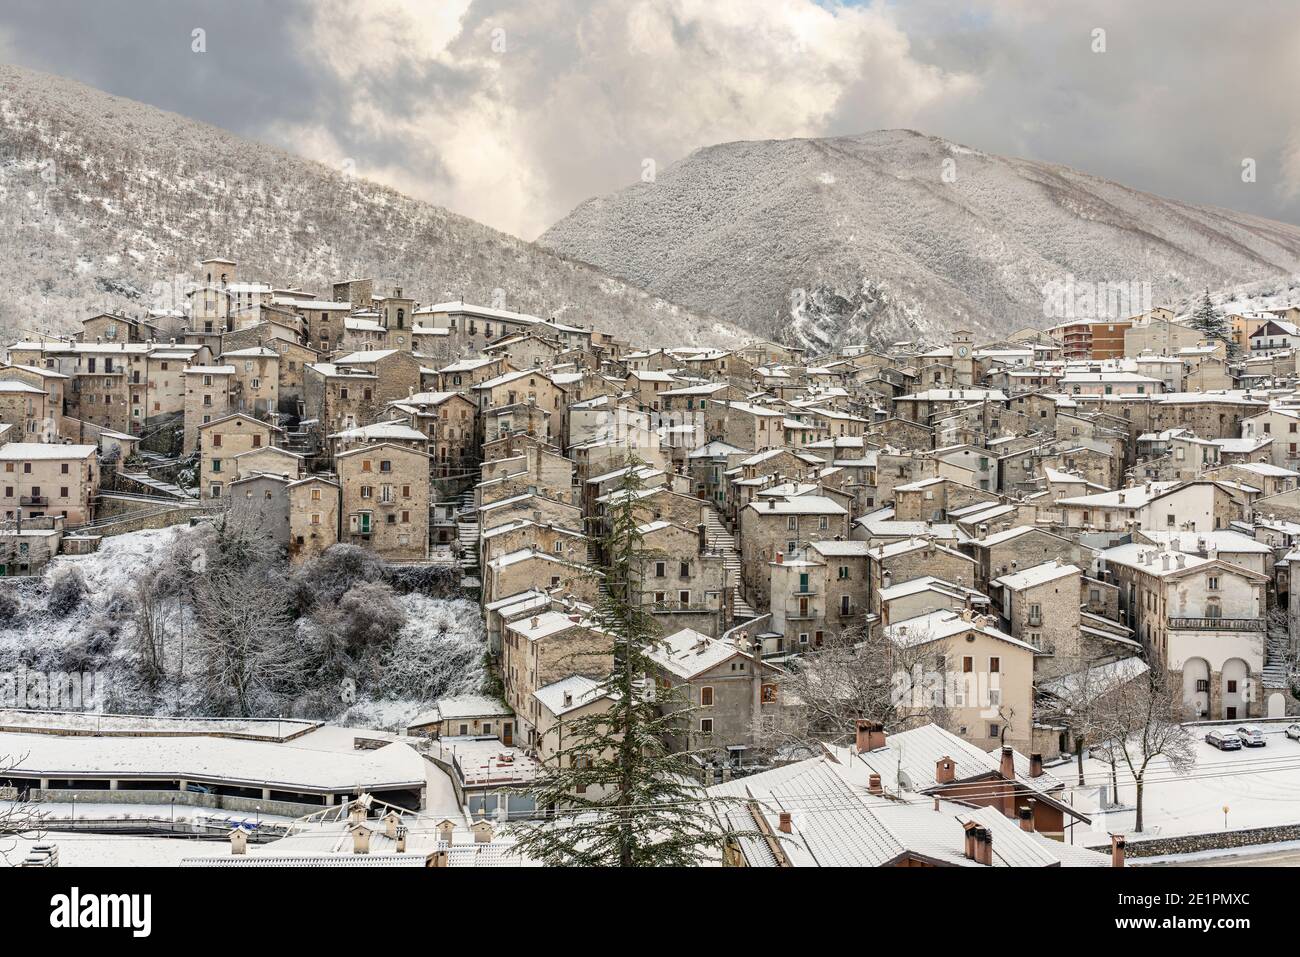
[{"x1": 952, "y1": 330, "x2": 975, "y2": 386}]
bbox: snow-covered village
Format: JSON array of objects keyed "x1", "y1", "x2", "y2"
[{"x1": 0, "y1": 0, "x2": 1298, "y2": 937}]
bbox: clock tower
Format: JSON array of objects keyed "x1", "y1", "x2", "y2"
[{"x1": 952, "y1": 330, "x2": 975, "y2": 386}]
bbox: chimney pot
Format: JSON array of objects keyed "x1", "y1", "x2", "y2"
[
  {"x1": 1018, "y1": 806, "x2": 1034, "y2": 832},
  {"x1": 1029, "y1": 752, "x2": 1043, "y2": 778},
  {"x1": 867, "y1": 773, "x2": 883, "y2": 795},
  {"x1": 778, "y1": 811, "x2": 792, "y2": 834},
  {"x1": 1111, "y1": 833, "x2": 1126, "y2": 868}
]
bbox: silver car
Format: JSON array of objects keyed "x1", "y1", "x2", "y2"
[{"x1": 1235, "y1": 725, "x2": 1266, "y2": 747}]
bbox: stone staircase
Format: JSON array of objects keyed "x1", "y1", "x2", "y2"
[
  {"x1": 703, "y1": 506, "x2": 758, "y2": 623},
  {"x1": 1262, "y1": 624, "x2": 1291, "y2": 689},
  {"x1": 456, "y1": 489, "x2": 480, "y2": 581}
]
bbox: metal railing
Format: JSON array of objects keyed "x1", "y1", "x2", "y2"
[{"x1": 1167, "y1": 616, "x2": 1265, "y2": 632}]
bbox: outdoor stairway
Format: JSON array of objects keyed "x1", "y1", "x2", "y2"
[
  {"x1": 703, "y1": 505, "x2": 758, "y2": 623},
  {"x1": 1262, "y1": 626, "x2": 1291, "y2": 688},
  {"x1": 456, "y1": 489, "x2": 480, "y2": 579}
]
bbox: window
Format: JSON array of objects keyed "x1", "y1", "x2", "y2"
[
  {"x1": 700, "y1": 687, "x2": 714, "y2": 707},
  {"x1": 1207, "y1": 575, "x2": 1219, "y2": 591},
  {"x1": 679, "y1": 590, "x2": 690, "y2": 604},
  {"x1": 680, "y1": 561, "x2": 690, "y2": 578},
  {"x1": 838, "y1": 565, "x2": 849, "y2": 580},
  {"x1": 655, "y1": 561, "x2": 666, "y2": 578},
  {"x1": 787, "y1": 515, "x2": 797, "y2": 531},
  {"x1": 962, "y1": 656, "x2": 974, "y2": 673},
  {"x1": 988, "y1": 724, "x2": 1001, "y2": 739},
  {"x1": 699, "y1": 718, "x2": 713, "y2": 734},
  {"x1": 212, "y1": 433, "x2": 222, "y2": 448},
  {"x1": 1227, "y1": 680, "x2": 1238, "y2": 694},
  {"x1": 989, "y1": 657, "x2": 1000, "y2": 673}
]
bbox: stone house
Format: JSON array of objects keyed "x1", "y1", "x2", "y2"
[
  {"x1": 738, "y1": 496, "x2": 850, "y2": 610},
  {"x1": 501, "y1": 610, "x2": 614, "y2": 744},
  {"x1": 287, "y1": 475, "x2": 340, "y2": 565},
  {"x1": 336, "y1": 442, "x2": 432, "y2": 561},
  {"x1": 198, "y1": 413, "x2": 282, "y2": 501},
  {"x1": 644, "y1": 628, "x2": 782, "y2": 770},
  {"x1": 0, "y1": 443, "x2": 99, "y2": 524}
]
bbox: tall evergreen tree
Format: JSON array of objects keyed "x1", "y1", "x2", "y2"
[
  {"x1": 1188, "y1": 289, "x2": 1234, "y2": 355},
  {"x1": 510, "y1": 458, "x2": 725, "y2": 866}
]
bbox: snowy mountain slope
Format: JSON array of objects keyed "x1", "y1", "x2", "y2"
[
  {"x1": 0, "y1": 63, "x2": 747, "y2": 348},
  {"x1": 540, "y1": 130, "x2": 1300, "y2": 351}
]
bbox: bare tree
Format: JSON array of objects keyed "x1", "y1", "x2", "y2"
[
  {"x1": 192, "y1": 567, "x2": 300, "y2": 716},
  {"x1": 1037, "y1": 658, "x2": 1142, "y2": 787},
  {"x1": 759, "y1": 622, "x2": 951, "y2": 753},
  {"x1": 0, "y1": 753, "x2": 43, "y2": 865},
  {"x1": 1101, "y1": 670, "x2": 1196, "y2": 833}
]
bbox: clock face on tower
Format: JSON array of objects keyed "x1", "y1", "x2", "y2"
[{"x1": 957, "y1": 345, "x2": 969, "y2": 358}]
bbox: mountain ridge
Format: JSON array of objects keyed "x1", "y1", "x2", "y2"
[
  {"x1": 540, "y1": 129, "x2": 1300, "y2": 350},
  {"x1": 0, "y1": 63, "x2": 748, "y2": 348}
]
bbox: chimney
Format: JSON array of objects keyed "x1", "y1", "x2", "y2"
[
  {"x1": 1110, "y1": 833, "x2": 1126, "y2": 868},
  {"x1": 563, "y1": 691, "x2": 574, "y2": 708},
  {"x1": 436, "y1": 819, "x2": 455, "y2": 845},
  {"x1": 867, "y1": 773, "x2": 883, "y2": 795},
  {"x1": 350, "y1": 823, "x2": 372, "y2": 855},
  {"x1": 1161, "y1": 553, "x2": 1171, "y2": 571},
  {"x1": 768, "y1": 498, "x2": 775, "y2": 509},
  {"x1": 963, "y1": 821, "x2": 979, "y2": 861},
  {"x1": 1018, "y1": 806, "x2": 1034, "y2": 832},
  {"x1": 531, "y1": 616, "x2": 539, "y2": 629},
  {"x1": 472, "y1": 820, "x2": 494, "y2": 844},
  {"x1": 1029, "y1": 752, "x2": 1043, "y2": 778},
  {"x1": 999, "y1": 746, "x2": 1015, "y2": 780},
  {"x1": 936, "y1": 755, "x2": 956, "y2": 784},
  {"x1": 348, "y1": 801, "x2": 367, "y2": 825},
  {"x1": 776, "y1": 551, "x2": 783, "y2": 564},
  {"x1": 978, "y1": 828, "x2": 994, "y2": 866},
  {"x1": 856, "y1": 719, "x2": 886, "y2": 752},
  {"x1": 383, "y1": 809, "x2": 401, "y2": 838},
  {"x1": 778, "y1": 811, "x2": 792, "y2": 834},
  {"x1": 229, "y1": 827, "x2": 248, "y2": 855},
  {"x1": 395, "y1": 824, "x2": 408, "y2": 853}
]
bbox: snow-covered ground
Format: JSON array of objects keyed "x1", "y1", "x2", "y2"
[{"x1": 1063, "y1": 723, "x2": 1300, "y2": 844}]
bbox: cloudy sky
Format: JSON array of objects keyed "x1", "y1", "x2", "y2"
[{"x1": 1, "y1": 0, "x2": 1297, "y2": 240}]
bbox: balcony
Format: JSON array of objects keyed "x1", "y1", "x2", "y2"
[
  {"x1": 20, "y1": 496, "x2": 48, "y2": 507},
  {"x1": 1167, "y1": 616, "x2": 1265, "y2": 632}
]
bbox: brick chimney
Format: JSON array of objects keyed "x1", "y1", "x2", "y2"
[
  {"x1": 936, "y1": 755, "x2": 956, "y2": 784},
  {"x1": 867, "y1": 773, "x2": 883, "y2": 795},
  {"x1": 1029, "y1": 752, "x2": 1043, "y2": 778},
  {"x1": 1018, "y1": 806, "x2": 1034, "y2": 832},
  {"x1": 778, "y1": 811, "x2": 792, "y2": 834},
  {"x1": 999, "y1": 746, "x2": 1015, "y2": 780},
  {"x1": 977, "y1": 828, "x2": 993, "y2": 866},
  {"x1": 855, "y1": 719, "x2": 886, "y2": 753},
  {"x1": 1110, "y1": 833, "x2": 1126, "y2": 868},
  {"x1": 962, "y1": 821, "x2": 979, "y2": 860}
]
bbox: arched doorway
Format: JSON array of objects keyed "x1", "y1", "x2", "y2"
[
  {"x1": 1182, "y1": 658, "x2": 1211, "y2": 719},
  {"x1": 1268, "y1": 692, "x2": 1286, "y2": 719},
  {"x1": 1221, "y1": 658, "x2": 1250, "y2": 720}
]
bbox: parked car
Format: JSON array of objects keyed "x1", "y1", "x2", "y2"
[
  {"x1": 1235, "y1": 725, "x2": 1266, "y2": 747},
  {"x1": 1206, "y1": 730, "x2": 1242, "y2": 751},
  {"x1": 1286, "y1": 724, "x2": 1300, "y2": 741}
]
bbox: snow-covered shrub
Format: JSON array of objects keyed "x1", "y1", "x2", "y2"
[
  {"x1": 0, "y1": 588, "x2": 18, "y2": 628},
  {"x1": 378, "y1": 596, "x2": 486, "y2": 701},
  {"x1": 338, "y1": 581, "x2": 406, "y2": 651},
  {"x1": 288, "y1": 544, "x2": 385, "y2": 612},
  {"x1": 46, "y1": 566, "x2": 86, "y2": 617}
]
